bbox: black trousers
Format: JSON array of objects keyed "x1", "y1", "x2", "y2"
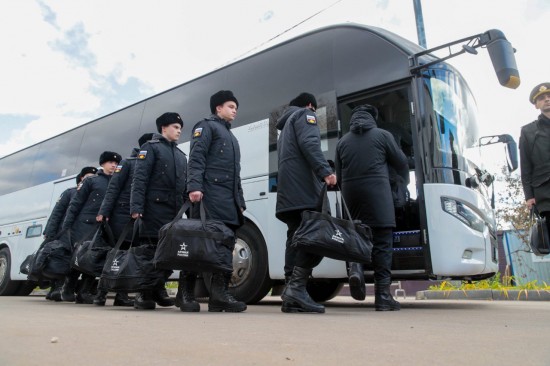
[
  {"x1": 370, "y1": 227, "x2": 394, "y2": 285},
  {"x1": 278, "y1": 210, "x2": 323, "y2": 278}
]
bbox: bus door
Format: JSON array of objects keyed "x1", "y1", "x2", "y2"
[
  {"x1": 337, "y1": 84, "x2": 430, "y2": 280},
  {"x1": 267, "y1": 91, "x2": 348, "y2": 279}
]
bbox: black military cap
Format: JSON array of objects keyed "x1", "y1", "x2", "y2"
[
  {"x1": 138, "y1": 133, "x2": 154, "y2": 147},
  {"x1": 99, "y1": 151, "x2": 121, "y2": 165},
  {"x1": 210, "y1": 90, "x2": 239, "y2": 114},
  {"x1": 156, "y1": 112, "x2": 183, "y2": 133},
  {"x1": 289, "y1": 92, "x2": 317, "y2": 110},
  {"x1": 530, "y1": 82, "x2": 550, "y2": 104},
  {"x1": 77, "y1": 166, "x2": 98, "y2": 183}
]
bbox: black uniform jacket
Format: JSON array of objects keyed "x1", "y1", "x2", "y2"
[
  {"x1": 335, "y1": 107, "x2": 409, "y2": 227},
  {"x1": 98, "y1": 148, "x2": 138, "y2": 240},
  {"x1": 43, "y1": 186, "x2": 77, "y2": 239},
  {"x1": 275, "y1": 106, "x2": 332, "y2": 217},
  {"x1": 131, "y1": 134, "x2": 187, "y2": 238},
  {"x1": 520, "y1": 114, "x2": 550, "y2": 211},
  {"x1": 62, "y1": 171, "x2": 112, "y2": 245},
  {"x1": 187, "y1": 115, "x2": 245, "y2": 227}
]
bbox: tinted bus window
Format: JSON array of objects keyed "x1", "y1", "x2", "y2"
[
  {"x1": 26, "y1": 224, "x2": 42, "y2": 238},
  {"x1": 75, "y1": 104, "x2": 144, "y2": 168},
  {"x1": 0, "y1": 145, "x2": 40, "y2": 195},
  {"x1": 30, "y1": 128, "x2": 86, "y2": 186}
]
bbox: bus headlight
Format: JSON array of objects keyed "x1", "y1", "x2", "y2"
[{"x1": 441, "y1": 197, "x2": 485, "y2": 232}]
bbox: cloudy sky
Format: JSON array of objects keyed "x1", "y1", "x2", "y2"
[{"x1": 0, "y1": 0, "x2": 548, "y2": 167}]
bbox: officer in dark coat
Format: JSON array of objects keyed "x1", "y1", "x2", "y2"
[
  {"x1": 520, "y1": 82, "x2": 550, "y2": 228},
  {"x1": 185, "y1": 90, "x2": 247, "y2": 313},
  {"x1": 335, "y1": 104, "x2": 409, "y2": 311},
  {"x1": 93, "y1": 133, "x2": 154, "y2": 307},
  {"x1": 130, "y1": 113, "x2": 186, "y2": 310},
  {"x1": 42, "y1": 166, "x2": 97, "y2": 301},
  {"x1": 60, "y1": 152, "x2": 122, "y2": 304},
  {"x1": 276, "y1": 92, "x2": 337, "y2": 314}
]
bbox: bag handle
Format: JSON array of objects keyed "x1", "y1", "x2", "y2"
[
  {"x1": 111, "y1": 218, "x2": 137, "y2": 252},
  {"x1": 171, "y1": 200, "x2": 209, "y2": 230},
  {"x1": 316, "y1": 183, "x2": 355, "y2": 225}
]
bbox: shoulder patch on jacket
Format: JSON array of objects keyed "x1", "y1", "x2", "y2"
[
  {"x1": 138, "y1": 150, "x2": 148, "y2": 159},
  {"x1": 114, "y1": 164, "x2": 123, "y2": 173},
  {"x1": 193, "y1": 127, "x2": 203, "y2": 138},
  {"x1": 306, "y1": 115, "x2": 317, "y2": 125}
]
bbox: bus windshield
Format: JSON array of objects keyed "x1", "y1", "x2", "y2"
[{"x1": 425, "y1": 68, "x2": 482, "y2": 171}]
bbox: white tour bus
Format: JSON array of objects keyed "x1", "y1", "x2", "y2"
[{"x1": 0, "y1": 24, "x2": 519, "y2": 302}]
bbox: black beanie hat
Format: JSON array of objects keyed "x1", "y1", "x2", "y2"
[
  {"x1": 351, "y1": 104, "x2": 379, "y2": 121},
  {"x1": 99, "y1": 151, "x2": 121, "y2": 165},
  {"x1": 210, "y1": 90, "x2": 239, "y2": 114},
  {"x1": 138, "y1": 133, "x2": 154, "y2": 147},
  {"x1": 156, "y1": 112, "x2": 183, "y2": 133},
  {"x1": 78, "y1": 166, "x2": 98, "y2": 182},
  {"x1": 289, "y1": 92, "x2": 317, "y2": 110}
]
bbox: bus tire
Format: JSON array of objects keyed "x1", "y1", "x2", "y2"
[
  {"x1": 307, "y1": 280, "x2": 344, "y2": 302},
  {"x1": 0, "y1": 248, "x2": 22, "y2": 296},
  {"x1": 203, "y1": 223, "x2": 272, "y2": 305},
  {"x1": 15, "y1": 281, "x2": 37, "y2": 296}
]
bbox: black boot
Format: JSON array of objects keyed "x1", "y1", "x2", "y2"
[
  {"x1": 60, "y1": 271, "x2": 79, "y2": 302},
  {"x1": 281, "y1": 267, "x2": 325, "y2": 313},
  {"x1": 152, "y1": 286, "x2": 175, "y2": 307},
  {"x1": 348, "y1": 262, "x2": 366, "y2": 301},
  {"x1": 75, "y1": 276, "x2": 95, "y2": 304},
  {"x1": 50, "y1": 281, "x2": 63, "y2": 302},
  {"x1": 113, "y1": 292, "x2": 134, "y2": 307},
  {"x1": 134, "y1": 291, "x2": 156, "y2": 310},
  {"x1": 93, "y1": 291, "x2": 108, "y2": 306},
  {"x1": 208, "y1": 272, "x2": 247, "y2": 312},
  {"x1": 375, "y1": 284, "x2": 401, "y2": 311},
  {"x1": 175, "y1": 272, "x2": 200, "y2": 312},
  {"x1": 45, "y1": 281, "x2": 55, "y2": 301}
]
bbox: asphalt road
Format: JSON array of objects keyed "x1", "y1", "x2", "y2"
[{"x1": 1, "y1": 295, "x2": 549, "y2": 366}]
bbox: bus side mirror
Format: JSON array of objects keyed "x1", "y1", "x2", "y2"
[
  {"x1": 479, "y1": 134, "x2": 518, "y2": 173},
  {"x1": 502, "y1": 136, "x2": 518, "y2": 173},
  {"x1": 481, "y1": 29, "x2": 520, "y2": 89}
]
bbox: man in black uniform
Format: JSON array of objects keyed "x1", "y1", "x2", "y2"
[
  {"x1": 275, "y1": 92, "x2": 337, "y2": 314},
  {"x1": 186, "y1": 90, "x2": 247, "y2": 313},
  {"x1": 93, "y1": 133, "x2": 154, "y2": 306},
  {"x1": 335, "y1": 105, "x2": 409, "y2": 311},
  {"x1": 131, "y1": 114, "x2": 186, "y2": 310},
  {"x1": 60, "y1": 152, "x2": 122, "y2": 303},
  {"x1": 43, "y1": 166, "x2": 97, "y2": 300},
  {"x1": 520, "y1": 83, "x2": 550, "y2": 230}
]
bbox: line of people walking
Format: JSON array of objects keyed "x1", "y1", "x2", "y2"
[{"x1": 42, "y1": 90, "x2": 407, "y2": 314}]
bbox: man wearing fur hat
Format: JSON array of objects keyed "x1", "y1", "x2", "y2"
[
  {"x1": 131, "y1": 113, "x2": 187, "y2": 310},
  {"x1": 520, "y1": 82, "x2": 550, "y2": 232},
  {"x1": 42, "y1": 166, "x2": 97, "y2": 301},
  {"x1": 185, "y1": 90, "x2": 247, "y2": 313},
  {"x1": 60, "y1": 151, "x2": 122, "y2": 303},
  {"x1": 275, "y1": 92, "x2": 336, "y2": 314},
  {"x1": 93, "y1": 133, "x2": 154, "y2": 307}
]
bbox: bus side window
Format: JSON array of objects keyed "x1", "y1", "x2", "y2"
[{"x1": 25, "y1": 225, "x2": 42, "y2": 238}]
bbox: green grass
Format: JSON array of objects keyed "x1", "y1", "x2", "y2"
[{"x1": 427, "y1": 273, "x2": 550, "y2": 300}]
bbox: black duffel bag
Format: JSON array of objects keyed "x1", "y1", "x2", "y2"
[
  {"x1": 98, "y1": 219, "x2": 166, "y2": 292},
  {"x1": 21, "y1": 230, "x2": 67, "y2": 281},
  {"x1": 38, "y1": 235, "x2": 73, "y2": 280},
  {"x1": 71, "y1": 222, "x2": 115, "y2": 277},
  {"x1": 291, "y1": 185, "x2": 373, "y2": 264},
  {"x1": 154, "y1": 201, "x2": 235, "y2": 273},
  {"x1": 529, "y1": 205, "x2": 550, "y2": 256}
]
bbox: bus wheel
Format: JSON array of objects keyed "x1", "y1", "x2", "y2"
[
  {"x1": 307, "y1": 281, "x2": 344, "y2": 302},
  {"x1": 203, "y1": 223, "x2": 272, "y2": 304},
  {"x1": 15, "y1": 281, "x2": 37, "y2": 296},
  {"x1": 0, "y1": 248, "x2": 22, "y2": 296}
]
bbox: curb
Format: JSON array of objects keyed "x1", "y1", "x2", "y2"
[{"x1": 416, "y1": 289, "x2": 550, "y2": 301}]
